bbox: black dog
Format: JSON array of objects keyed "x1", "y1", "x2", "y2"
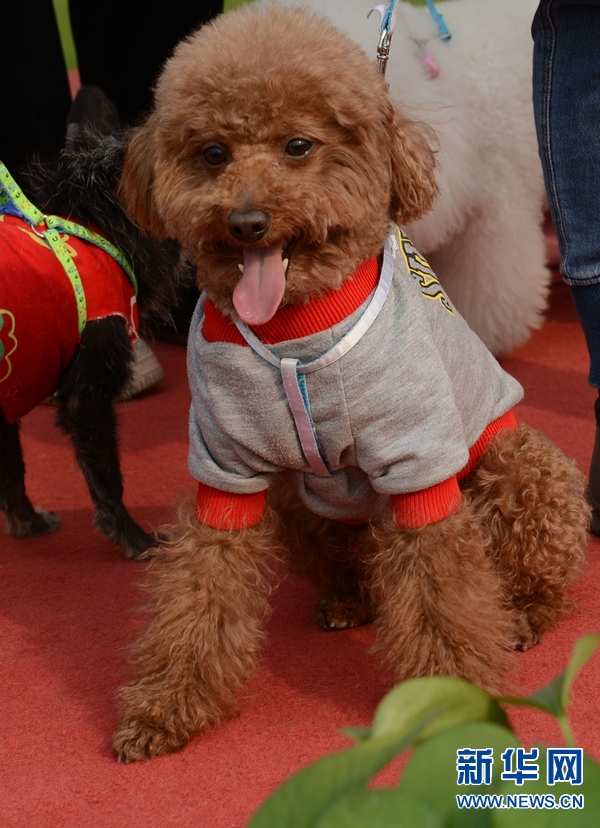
[{"x1": 0, "y1": 87, "x2": 190, "y2": 558}]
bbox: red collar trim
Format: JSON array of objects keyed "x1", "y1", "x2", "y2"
[{"x1": 202, "y1": 257, "x2": 380, "y2": 345}]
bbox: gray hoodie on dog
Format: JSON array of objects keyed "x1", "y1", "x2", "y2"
[{"x1": 187, "y1": 227, "x2": 523, "y2": 523}]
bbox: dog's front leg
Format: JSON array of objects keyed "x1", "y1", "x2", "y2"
[
  {"x1": 0, "y1": 410, "x2": 60, "y2": 536},
  {"x1": 113, "y1": 509, "x2": 276, "y2": 762},
  {"x1": 367, "y1": 501, "x2": 516, "y2": 693}
]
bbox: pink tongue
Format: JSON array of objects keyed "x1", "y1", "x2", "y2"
[{"x1": 233, "y1": 243, "x2": 285, "y2": 325}]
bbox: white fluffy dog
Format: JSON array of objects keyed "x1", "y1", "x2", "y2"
[{"x1": 270, "y1": 0, "x2": 547, "y2": 355}]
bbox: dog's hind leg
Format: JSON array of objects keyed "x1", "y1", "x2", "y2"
[
  {"x1": 366, "y1": 502, "x2": 516, "y2": 693},
  {"x1": 0, "y1": 410, "x2": 60, "y2": 536},
  {"x1": 463, "y1": 424, "x2": 589, "y2": 650},
  {"x1": 113, "y1": 508, "x2": 276, "y2": 761},
  {"x1": 55, "y1": 317, "x2": 156, "y2": 558},
  {"x1": 269, "y1": 478, "x2": 372, "y2": 630}
]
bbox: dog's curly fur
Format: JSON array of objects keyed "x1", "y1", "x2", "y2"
[
  {"x1": 113, "y1": 4, "x2": 589, "y2": 761},
  {"x1": 118, "y1": 5, "x2": 436, "y2": 315},
  {"x1": 114, "y1": 505, "x2": 277, "y2": 758},
  {"x1": 275, "y1": 0, "x2": 549, "y2": 356}
]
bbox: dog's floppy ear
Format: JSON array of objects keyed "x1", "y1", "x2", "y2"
[
  {"x1": 118, "y1": 119, "x2": 167, "y2": 239},
  {"x1": 386, "y1": 101, "x2": 438, "y2": 225},
  {"x1": 65, "y1": 86, "x2": 120, "y2": 151}
]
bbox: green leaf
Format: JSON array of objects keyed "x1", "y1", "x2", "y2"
[
  {"x1": 223, "y1": 0, "x2": 252, "y2": 11},
  {"x1": 449, "y1": 808, "x2": 495, "y2": 828},
  {"x1": 560, "y1": 634, "x2": 600, "y2": 710},
  {"x1": 248, "y1": 711, "x2": 443, "y2": 828},
  {"x1": 341, "y1": 727, "x2": 372, "y2": 743},
  {"x1": 498, "y1": 634, "x2": 600, "y2": 746},
  {"x1": 399, "y1": 722, "x2": 519, "y2": 822},
  {"x1": 499, "y1": 634, "x2": 600, "y2": 715},
  {"x1": 371, "y1": 676, "x2": 509, "y2": 746},
  {"x1": 314, "y1": 790, "x2": 442, "y2": 828},
  {"x1": 498, "y1": 686, "x2": 563, "y2": 721},
  {"x1": 491, "y1": 752, "x2": 600, "y2": 827}
]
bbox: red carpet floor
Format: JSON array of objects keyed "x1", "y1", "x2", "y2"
[{"x1": 1, "y1": 281, "x2": 600, "y2": 827}]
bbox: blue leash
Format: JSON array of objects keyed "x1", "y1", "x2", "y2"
[{"x1": 425, "y1": 0, "x2": 451, "y2": 41}]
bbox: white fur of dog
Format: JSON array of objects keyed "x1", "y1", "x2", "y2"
[{"x1": 266, "y1": 0, "x2": 547, "y2": 355}]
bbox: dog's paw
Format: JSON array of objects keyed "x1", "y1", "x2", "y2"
[
  {"x1": 113, "y1": 718, "x2": 188, "y2": 762},
  {"x1": 122, "y1": 529, "x2": 162, "y2": 561},
  {"x1": 5, "y1": 509, "x2": 60, "y2": 538},
  {"x1": 96, "y1": 508, "x2": 161, "y2": 560},
  {"x1": 513, "y1": 612, "x2": 542, "y2": 652},
  {"x1": 316, "y1": 592, "x2": 372, "y2": 631}
]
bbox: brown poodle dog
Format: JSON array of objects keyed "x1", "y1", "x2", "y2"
[{"x1": 113, "y1": 4, "x2": 589, "y2": 761}]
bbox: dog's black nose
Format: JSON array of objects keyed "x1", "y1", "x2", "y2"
[{"x1": 227, "y1": 209, "x2": 270, "y2": 243}]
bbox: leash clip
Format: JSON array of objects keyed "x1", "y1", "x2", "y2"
[
  {"x1": 368, "y1": 1, "x2": 397, "y2": 77},
  {"x1": 375, "y1": 27, "x2": 393, "y2": 75}
]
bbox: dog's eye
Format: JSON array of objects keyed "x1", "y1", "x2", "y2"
[
  {"x1": 285, "y1": 138, "x2": 313, "y2": 158},
  {"x1": 202, "y1": 145, "x2": 227, "y2": 167}
]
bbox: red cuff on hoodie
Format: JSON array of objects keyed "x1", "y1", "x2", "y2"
[
  {"x1": 389, "y1": 409, "x2": 518, "y2": 527},
  {"x1": 195, "y1": 481, "x2": 267, "y2": 530},
  {"x1": 390, "y1": 476, "x2": 463, "y2": 527}
]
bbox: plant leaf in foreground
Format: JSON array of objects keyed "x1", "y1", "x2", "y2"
[
  {"x1": 314, "y1": 789, "x2": 442, "y2": 828},
  {"x1": 371, "y1": 676, "x2": 509, "y2": 746},
  {"x1": 248, "y1": 712, "x2": 443, "y2": 828},
  {"x1": 400, "y1": 722, "x2": 519, "y2": 822},
  {"x1": 498, "y1": 633, "x2": 600, "y2": 746}
]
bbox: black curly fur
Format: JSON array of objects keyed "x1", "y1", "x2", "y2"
[
  {"x1": 21, "y1": 91, "x2": 190, "y2": 328},
  {"x1": 0, "y1": 86, "x2": 192, "y2": 558}
]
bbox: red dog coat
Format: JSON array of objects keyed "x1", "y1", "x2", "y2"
[{"x1": 0, "y1": 214, "x2": 138, "y2": 424}]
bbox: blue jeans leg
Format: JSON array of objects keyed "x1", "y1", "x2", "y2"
[
  {"x1": 532, "y1": 0, "x2": 600, "y2": 287},
  {"x1": 533, "y1": 0, "x2": 600, "y2": 388},
  {"x1": 533, "y1": 1, "x2": 600, "y2": 531}
]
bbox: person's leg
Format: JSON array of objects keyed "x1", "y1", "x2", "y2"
[{"x1": 532, "y1": 0, "x2": 600, "y2": 532}]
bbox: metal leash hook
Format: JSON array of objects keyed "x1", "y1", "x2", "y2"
[
  {"x1": 368, "y1": 0, "x2": 451, "y2": 77},
  {"x1": 368, "y1": 1, "x2": 397, "y2": 76}
]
